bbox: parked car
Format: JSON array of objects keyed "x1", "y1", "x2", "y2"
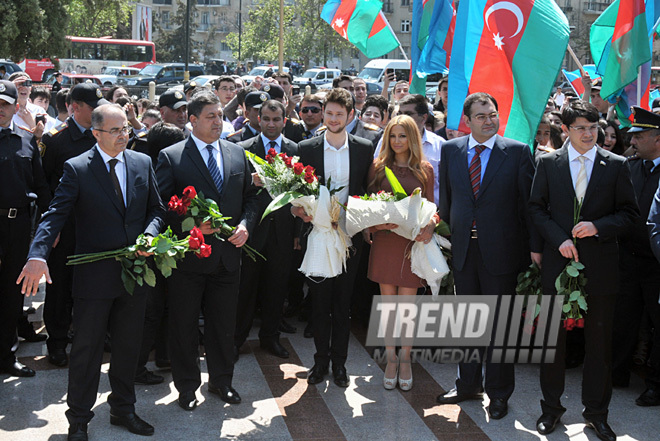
[
  {"x1": 241, "y1": 65, "x2": 289, "y2": 85},
  {"x1": 46, "y1": 73, "x2": 103, "y2": 88},
  {"x1": 117, "y1": 63, "x2": 205, "y2": 97},
  {"x1": 0, "y1": 60, "x2": 23, "y2": 78},
  {"x1": 95, "y1": 67, "x2": 141, "y2": 87},
  {"x1": 293, "y1": 68, "x2": 342, "y2": 87},
  {"x1": 317, "y1": 81, "x2": 382, "y2": 96}
]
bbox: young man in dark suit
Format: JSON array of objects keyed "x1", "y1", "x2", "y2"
[
  {"x1": 18, "y1": 104, "x2": 164, "y2": 440},
  {"x1": 436, "y1": 92, "x2": 541, "y2": 420},
  {"x1": 155, "y1": 91, "x2": 260, "y2": 411},
  {"x1": 291, "y1": 88, "x2": 373, "y2": 387},
  {"x1": 529, "y1": 101, "x2": 638, "y2": 441},
  {"x1": 234, "y1": 99, "x2": 299, "y2": 359}
]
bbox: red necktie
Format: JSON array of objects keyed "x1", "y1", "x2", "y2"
[{"x1": 469, "y1": 145, "x2": 485, "y2": 198}]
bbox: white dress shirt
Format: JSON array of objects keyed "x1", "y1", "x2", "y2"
[
  {"x1": 97, "y1": 146, "x2": 127, "y2": 206},
  {"x1": 323, "y1": 132, "x2": 350, "y2": 205},
  {"x1": 261, "y1": 133, "x2": 283, "y2": 154},
  {"x1": 191, "y1": 134, "x2": 224, "y2": 180},
  {"x1": 567, "y1": 143, "x2": 596, "y2": 191}
]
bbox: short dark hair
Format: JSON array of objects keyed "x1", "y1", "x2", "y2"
[
  {"x1": 137, "y1": 98, "x2": 152, "y2": 109},
  {"x1": 302, "y1": 93, "x2": 323, "y2": 107},
  {"x1": 188, "y1": 91, "x2": 220, "y2": 118},
  {"x1": 142, "y1": 109, "x2": 162, "y2": 122},
  {"x1": 561, "y1": 100, "x2": 599, "y2": 127},
  {"x1": 8, "y1": 72, "x2": 30, "y2": 82},
  {"x1": 215, "y1": 75, "x2": 235, "y2": 89},
  {"x1": 56, "y1": 88, "x2": 69, "y2": 114},
  {"x1": 259, "y1": 99, "x2": 286, "y2": 119},
  {"x1": 237, "y1": 86, "x2": 257, "y2": 106},
  {"x1": 332, "y1": 75, "x2": 354, "y2": 88},
  {"x1": 463, "y1": 92, "x2": 498, "y2": 118},
  {"x1": 105, "y1": 85, "x2": 127, "y2": 102},
  {"x1": 438, "y1": 77, "x2": 448, "y2": 90},
  {"x1": 324, "y1": 87, "x2": 353, "y2": 113},
  {"x1": 147, "y1": 122, "x2": 185, "y2": 155},
  {"x1": 398, "y1": 94, "x2": 429, "y2": 116},
  {"x1": 30, "y1": 86, "x2": 51, "y2": 102},
  {"x1": 273, "y1": 71, "x2": 293, "y2": 83},
  {"x1": 364, "y1": 95, "x2": 388, "y2": 119}
]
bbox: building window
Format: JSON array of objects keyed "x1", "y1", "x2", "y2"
[
  {"x1": 221, "y1": 42, "x2": 231, "y2": 51},
  {"x1": 161, "y1": 11, "x2": 170, "y2": 29},
  {"x1": 382, "y1": 0, "x2": 393, "y2": 13},
  {"x1": 401, "y1": 0, "x2": 410, "y2": 6},
  {"x1": 401, "y1": 20, "x2": 410, "y2": 33},
  {"x1": 200, "y1": 12, "x2": 210, "y2": 31},
  {"x1": 153, "y1": 0, "x2": 172, "y2": 4}
]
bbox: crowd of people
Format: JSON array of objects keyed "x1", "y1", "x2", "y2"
[{"x1": 1, "y1": 68, "x2": 660, "y2": 441}]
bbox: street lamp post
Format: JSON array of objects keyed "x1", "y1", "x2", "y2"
[{"x1": 184, "y1": 0, "x2": 191, "y2": 82}]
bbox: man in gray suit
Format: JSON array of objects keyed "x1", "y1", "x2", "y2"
[{"x1": 436, "y1": 92, "x2": 541, "y2": 419}]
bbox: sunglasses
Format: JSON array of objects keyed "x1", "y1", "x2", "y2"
[{"x1": 301, "y1": 107, "x2": 321, "y2": 114}]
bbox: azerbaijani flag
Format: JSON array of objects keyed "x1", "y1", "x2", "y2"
[
  {"x1": 561, "y1": 65, "x2": 600, "y2": 97},
  {"x1": 321, "y1": 0, "x2": 399, "y2": 58},
  {"x1": 446, "y1": 0, "x2": 569, "y2": 145},
  {"x1": 410, "y1": 0, "x2": 435, "y2": 95}
]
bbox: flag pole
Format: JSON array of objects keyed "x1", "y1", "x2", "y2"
[
  {"x1": 566, "y1": 44, "x2": 585, "y2": 75},
  {"x1": 381, "y1": 11, "x2": 409, "y2": 61}
]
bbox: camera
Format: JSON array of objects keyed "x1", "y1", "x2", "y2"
[
  {"x1": 35, "y1": 114, "x2": 46, "y2": 125},
  {"x1": 21, "y1": 80, "x2": 33, "y2": 88},
  {"x1": 292, "y1": 85, "x2": 301, "y2": 95}
]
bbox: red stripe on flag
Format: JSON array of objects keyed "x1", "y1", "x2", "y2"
[
  {"x1": 468, "y1": 0, "x2": 534, "y2": 135},
  {"x1": 612, "y1": 0, "x2": 645, "y2": 41},
  {"x1": 369, "y1": 11, "x2": 387, "y2": 38},
  {"x1": 332, "y1": 0, "x2": 358, "y2": 38}
]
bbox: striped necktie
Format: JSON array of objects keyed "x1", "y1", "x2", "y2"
[
  {"x1": 469, "y1": 144, "x2": 485, "y2": 198},
  {"x1": 575, "y1": 156, "x2": 587, "y2": 202},
  {"x1": 206, "y1": 145, "x2": 224, "y2": 193}
]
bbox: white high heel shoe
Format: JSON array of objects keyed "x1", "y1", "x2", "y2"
[
  {"x1": 383, "y1": 357, "x2": 399, "y2": 390},
  {"x1": 398, "y1": 360, "x2": 413, "y2": 391}
]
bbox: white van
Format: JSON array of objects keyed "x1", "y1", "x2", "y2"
[
  {"x1": 293, "y1": 68, "x2": 342, "y2": 86},
  {"x1": 357, "y1": 59, "x2": 442, "y2": 90}
]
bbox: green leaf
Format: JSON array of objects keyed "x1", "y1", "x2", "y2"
[
  {"x1": 566, "y1": 266, "x2": 579, "y2": 277},
  {"x1": 554, "y1": 274, "x2": 563, "y2": 292},
  {"x1": 133, "y1": 265, "x2": 143, "y2": 274},
  {"x1": 160, "y1": 265, "x2": 172, "y2": 278},
  {"x1": 261, "y1": 192, "x2": 302, "y2": 221},
  {"x1": 191, "y1": 206, "x2": 199, "y2": 217},
  {"x1": 384, "y1": 166, "x2": 408, "y2": 200},
  {"x1": 155, "y1": 239, "x2": 171, "y2": 254},
  {"x1": 136, "y1": 275, "x2": 143, "y2": 286},
  {"x1": 435, "y1": 220, "x2": 451, "y2": 237},
  {"x1": 144, "y1": 267, "x2": 156, "y2": 287},
  {"x1": 245, "y1": 149, "x2": 268, "y2": 165},
  {"x1": 562, "y1": 303, "x2": 571, "y2": 313},
  {"x1": 121, "y1": 270, "x2": 136, "y2": 295},
  {"x1": 571, "y1": 261, "x2": 585, "y2": 270},
  {"x1": 181, "y1": 217, "x2": 196, "y2": 232},
  {"x1": 569, "y1": 290, "x2": 581, "y2": 301},
  {"x1": 577, "y1": 296, "x2": 588, "y2": 311}
]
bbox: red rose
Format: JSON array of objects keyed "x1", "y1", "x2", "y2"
[
  {"x1": 188, "y1": 236, "x2": 201, "y2": 250},
  {"x1": 279, "y1": 152, "x2": 286, "y2": 158},
  {"x1": 196, "y1": 243, "x2": 212, "y2": 259},
  {"x1": 190, "y1": 226, "x2": 205, "y2": 243},
  {"x1": 304, "y1": 165, "x2": 315, "y2": 175},
  {"x1": 284, "y1": 157, "x2": 292, "y2": 168},
  {"x1": 268, "y1": 148, "x2": 277, "y2": 157},
  {"x1": 168, "y1": 195, "x2": 188, "y2": 216},
  {"x1": 576, "y1": 318, "x2": 585, "y2": 328},
  {"x1": 352, "y1": 195, "x2": 360, "y2": 199},
  {"x1": 266, "y1": 155, "x2": 274, "y2": 164},
  {"x1": 293, "y1": 162, "x2": 304, "y2": 175},
  {"x1": 182, "y1": 186, "x2": 197, "y2": 201},
  {"x1": 304, "y1": 173, "x2": 315, "y2": 184},
  {"x1": 563, "y1": 318, "x2": 575, "y2": 330}
]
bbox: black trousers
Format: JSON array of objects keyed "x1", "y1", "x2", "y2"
[
  {"x1": 0, "y1": 213, "x2": 31, "y2": 368},
  {"x1": 612, "y1": 253, "x2": 660, "y2": 388},
  {"x1": 44, "y1": 222, "x2": 75, "y2": 352},
  {"x1": 65, "y1": 291, "x2": 147, "y2": 425},
  {"x1": 309, "y1": 239, "x2": 363, "y2": 367},
  {"x1": 235, "y1": 227, "x2": 292, "y2": 347},
  {"x1": 136, "y1": 272, "x2": 168, "y2": 375},
  {"x1": 167, "y1": 263, "x2": 240, "y2": 393},
  {"x1": 452, "y1": 239, "x2": 516, "y2": 401}
]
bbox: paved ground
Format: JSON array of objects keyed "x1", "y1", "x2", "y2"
[{"x1": 1, "y1": 287, "x2": 658, "y2": 441}]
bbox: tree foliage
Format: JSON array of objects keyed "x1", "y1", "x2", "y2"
[
  {"x1": 65, "y1": 0, "x2": 133, "y2": 39},
  {"x1": 154, "y1": 0, "x2": 202, "y2": 63},
  {"x1": 0, "y1": 0, "x2": 69, "y2": 61},
  {"x1": 226, "y1": 0, "x2": 352, "y2": 66}
]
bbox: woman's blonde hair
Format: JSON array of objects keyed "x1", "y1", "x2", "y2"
[{"x1": 369, "y1": 115, "x2": 428, "y2": 193}]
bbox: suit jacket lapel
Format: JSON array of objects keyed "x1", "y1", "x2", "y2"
[
  {"x1": 220, "y1": 140, "x2": 231, "y2": 199},
  {"x1": 583, "y1": 148, "x2": 607, "y2": 203},
  {"x1": 184, "y1": 138, "x2": 220, "y2": 200},
  {"x1": 348, "y1": 135, "x2": 360, "y2": 194},
  {"x1": 255, "y1": 137, "x2": 266, "y2": 159},
  {"x1": 554, "y1": 147, "x2": 576, "y2": 199},
  {"x1": 311, "y1": 137, "x2": 325, "y2": 185},
  {"x1": 124, "y1": 150, "x2": 136, "y2": 209},
  {"x1": 455, "y1": 138, "x2": 473, "y2": 200},
  {"x1": 479, "y1": 137, "x2": 506, "y2": 197},
  {"x1": 89, "y1": 147, "x2": 125, "y2": 214}
]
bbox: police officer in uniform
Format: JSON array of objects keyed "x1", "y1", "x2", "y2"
[
  {"x1": 40, "y1": 83, "x2": 110, "y2": 367},
  {"x1": 0, "y1": 80, "x2": 50, "y2": 376},
  {"x1": 227, "y1": 91, "x2": 269, "y2": 144},
  {"x1": 260, "y1": 83, "x2": 306, "y2": 143},
  {"x1": 613, "y1": 107, "x2": 660, "y2": 406}
]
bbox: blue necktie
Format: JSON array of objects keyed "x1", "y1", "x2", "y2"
[{"x1": 205, "y1": 145, "x2": 223, "y2": 193}]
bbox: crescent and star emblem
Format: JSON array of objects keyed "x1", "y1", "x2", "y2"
[{"x1": 484, "y1": 1, "x2": 524, "y2": 51}]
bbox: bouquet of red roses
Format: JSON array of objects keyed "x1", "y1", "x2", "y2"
[
  {"x1": 167, "y1": 186, "x2": 264, "y2": 261},
  {"x1": 67, "y1": 226, "x2": 211, "y2": 294}
]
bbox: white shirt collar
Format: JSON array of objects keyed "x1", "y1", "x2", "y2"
[
  {"x1": 323, "y1": 132, "x2": 349, "y2": 152},
  {"x1": 260, "y1": 133, "x2": 282, "y2": 149},
  {"x1": 567, "y1": 143, "x2": 597, "y2": 163},
  {"x1": 190, "y1": 133, "x2": 219, "y2": 152},
  {"x1": 96, "y1": 145, "x2": 125, "y2": 164},
  {"x1": 468, "y1": 134, "x2": 496, "y2": 150}
]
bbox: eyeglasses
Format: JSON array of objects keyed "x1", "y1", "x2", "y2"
[
  {"x1": 569, "y1": 124, "x2": 599, "y2": 133},
  {"x1": 218, "y1": 87, "x2": 236, "y2": 92},
  {"x1": 301, "y1": 107, "x2": 321, "y2": 114},
  {"x1": 95, "y1": 125, "x2": 131, "y2": 136},
  {"x1": 472, "y1": 112, "x2": 499, "y2": 123}
]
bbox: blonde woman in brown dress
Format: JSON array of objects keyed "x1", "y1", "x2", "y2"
[{"x1": 366, "y1": 115, "x2": 439, "y2": 391}]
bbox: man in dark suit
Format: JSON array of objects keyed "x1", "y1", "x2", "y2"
[
  {"x1": 40, "y1": 83, "x2": 108, "y2": 367},
  {"x1": 18, "y1": 104, "x2": 164, "y2": 440},
  {"x1": 156, "y1": 91, "x2": 260, "y2": 410},
  {"x1": 226, "y1": 91, "x2": 269, "y2": 144},
  {"x1": 617, "y1": 107, "x2": 660, "y2": 405},
  {"x1": 529, "y1": 101, "x2": 638, "y2": 441},
  {"x1": 234, "y1": 99, "x2": 298, "y2": 359},
  {"x1": 436, "y1": 92, "x2": 541, "y2": 420},
  {"x1": 291, "y1": 88, "x2": 373, "y2": 387}
]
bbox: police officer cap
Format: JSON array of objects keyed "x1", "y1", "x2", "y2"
[
  {"x1": 159, "y1": 89, "x2": 187, "y2": 110},
  {"x1": 629, "y1": 106, "x2": 660, "y2": 133},
  {"x1": 261, "y1": 83, "x2": 284, "y2": 100},
  {"x1": 0, "y1": 80, "x2": 18, "y2": 105},
  {"x1": 71, "y1": 83, "x2": 110, "y2": 108},
  {"x1": 591, "y1": 78, "x2": 602, "y2": 90},
  {"x1": 652, "y1": 97, "x2": 660, "y2": 113},
  {"x1": 245, "y1": 91, "x2": 270, "y2": 109},
  {"x1": 184, "y1": 81, "x2": 197, "y2": 94}
]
